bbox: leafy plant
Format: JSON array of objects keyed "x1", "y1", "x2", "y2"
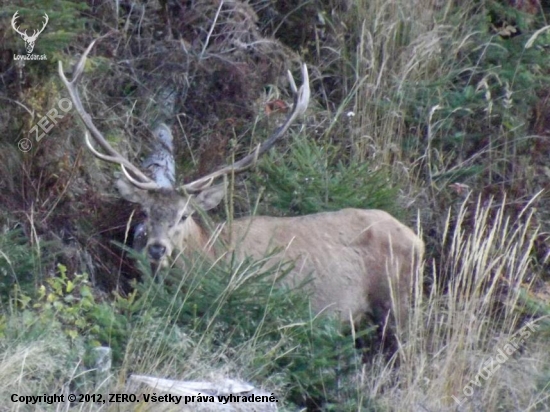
[{"x1": 4, "y1": 263, "x2": 131, "y2": 363}]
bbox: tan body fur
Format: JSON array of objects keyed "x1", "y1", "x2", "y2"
[{"x1": 179, "y1": 207, "x2": 424, "y2": 329}]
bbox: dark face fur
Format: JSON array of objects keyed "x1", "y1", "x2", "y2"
[
  {"x1": 116, "y1": 179, "x2": 226, "y2": 266},
  {"x1": 141, "y1": 190, "x2": 191, "y2": 264}
]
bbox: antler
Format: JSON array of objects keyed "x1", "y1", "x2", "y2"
[
  {"x1": 180, "y1": 64, "x2": 310, "y2": 193},
  {"x1": 11, "y1": 11, "x2": 26, "y2": 37},
  {"x1": 33, "y1": 13, "x2": 49, "y2": 39},
  {"x1": 11, "y1": 11, "x2": 49, "y2": 39},
  {"x1": 58, "y1": 40, "x2": 161, "y2": 191}
]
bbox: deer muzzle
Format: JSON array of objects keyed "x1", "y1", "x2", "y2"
[{"x1": 147, "y1": 243, "x2": 167, "y2": 261}]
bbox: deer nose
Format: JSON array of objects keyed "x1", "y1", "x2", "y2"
[{"x1": 147, "y1": 244, "x2": 166, "y2": 261}]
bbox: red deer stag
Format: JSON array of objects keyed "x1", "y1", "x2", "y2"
[{"x1": 59, "y1": 40, "x2": 424, "y2": 337}]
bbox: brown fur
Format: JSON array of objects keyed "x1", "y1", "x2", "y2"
[
  {"x1": 226, "y1": 208, "x2": 424, "y2": 327},
  {"x1": 117, "y1": 180, "x2": 424, "y2": 333}
]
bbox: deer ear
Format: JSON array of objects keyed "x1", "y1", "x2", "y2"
[
  {"x1": 193, "y1": 183, "x2": 226, "y2": 211},
  {"x1": 116, "y1": 178, "x2": 150, "y2": 206}
]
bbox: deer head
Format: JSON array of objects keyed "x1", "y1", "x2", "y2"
[
  {"x1": 12, "y1": 11, "x2": 48, "y2": 54},
  {"x1": 59, "y1": 40, "x2": 310, "y2": 267}
]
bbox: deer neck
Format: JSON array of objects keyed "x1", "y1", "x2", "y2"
[
  {"x1": 179, "y1": 215, "x2": 230, "y2": 259},
  {"x1": 177, "y1": 216, "x2": 207, "y2": 253}
]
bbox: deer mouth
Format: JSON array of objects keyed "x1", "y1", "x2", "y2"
[{"x1": 148, "y1": 256, "x2": 171, "y2": 273}]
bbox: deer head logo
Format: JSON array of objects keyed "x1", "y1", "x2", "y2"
[{"x1": 11, "y1": 11, "x2": 49, "y2": 54}]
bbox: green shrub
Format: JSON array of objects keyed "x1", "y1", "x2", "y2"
[
  {"x1": 253, "y1": 135, "x2": 401, "y2": 218},
  {"x1": 2, "y1": 261, "x2": 131, "y2": 364},
  {"x1": 401, "y1": 3, "x2": 550, "y2": 188},
  {"x1": 129, "y1": 250, "x2": 369, "y2": 410},
  {"x1": 0, "y1": 228, "x2": 45, "y2": 300}
]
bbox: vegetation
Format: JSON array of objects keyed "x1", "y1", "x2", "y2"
[{"x1": 0, "y1": 0, "x2": 549, "y2": 411}]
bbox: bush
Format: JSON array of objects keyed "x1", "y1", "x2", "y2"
[
  {"x1": 0, "y1": 228, "x2": 46, "y2": 300},
  {"x1": 252, "y1": 134, "x2": 401, "y2": 218},
  {"x1": 128, "y1": 250, "x2": 368, "y2": 409}
]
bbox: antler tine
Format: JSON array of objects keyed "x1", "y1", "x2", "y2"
[
  {"x1": 84, "y1": 131, "x2": 160, "y2": 190},
  {"x1": 180, "y1": 64, "x2": 310, "y2": 193},
  {"x1": 58, "y1": 39, "x2": 159, "y2": 189},
  {"x1": 39, "y1": 13, "x2": 48, "y2": 33},
  {"x1": 31, "y1": 13, "x2": 49, "y2": 38},
  {"x1": 11, "y1": 11, "x2": 25, "y2": 36}
]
